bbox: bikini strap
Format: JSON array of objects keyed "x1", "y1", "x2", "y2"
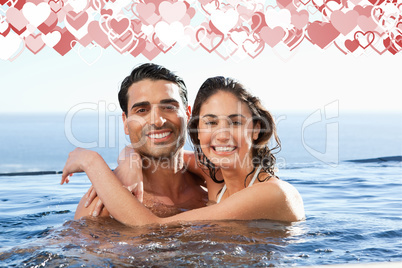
[
  {"x1": 216, "y1": 184, "x2": 226, "y2": 204},
  {"x1": 216, "y1": 166, "x2": 262, "y2": 204},
  {"x1": 248, "y1": 165, "x2": 263, "y2": 187}
]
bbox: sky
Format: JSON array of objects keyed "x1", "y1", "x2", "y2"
[{"x1": 0, "y1": 41, "x2": 401, "y2": 115}]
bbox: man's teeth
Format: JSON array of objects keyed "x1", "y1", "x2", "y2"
[
  {"x1": 149, "y1": 132, "x2": 170, "y2": 139},
  {"x1": 214, "y1": 146, "x2": 236, "y2": 152}
]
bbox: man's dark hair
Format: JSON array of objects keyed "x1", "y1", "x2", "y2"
[{"x1": 118, "y1": 63, "x2": 188, "y2": 115}]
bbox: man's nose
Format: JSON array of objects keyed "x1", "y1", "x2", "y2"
[{"x1": 150, "y1": 106, "x2": 166, "y2": 127}]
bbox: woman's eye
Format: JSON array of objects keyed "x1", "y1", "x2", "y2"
[
  {"x1": 231, "y1": 121, "x2": 242, "y2": 126},
  {"x1": 205, "y1": 121, "x2": 217, "y2": 126}
]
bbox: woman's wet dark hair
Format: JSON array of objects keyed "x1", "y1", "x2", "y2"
[{"x1": 188, "y1": 76, "x2": 281, "y2": 185}]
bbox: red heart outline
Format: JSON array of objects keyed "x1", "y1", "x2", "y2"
[{"x1": 196, "y1": 27, "x2": 224, "y2": 53}]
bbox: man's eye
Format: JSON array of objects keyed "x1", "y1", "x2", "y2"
[
  {"x1": 136, "y1": 108, "x2": 147, "y2": 113},
  {"x1": 163, "y1": 105, "x2": 177, "y2": 111}
]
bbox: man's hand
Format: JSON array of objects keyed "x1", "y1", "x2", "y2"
[{"x1": 84, "y1": 146, "x2": 144, "y2": 216}]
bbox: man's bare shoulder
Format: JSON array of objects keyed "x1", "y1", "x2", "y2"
[{"x1": 184, "y1": 169, "x2": 207, "y2": 188}]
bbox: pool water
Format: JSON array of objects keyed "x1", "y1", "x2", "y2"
[
  {"x1": 0, "y1": 112, "x2": 401, "y2": 266},
  {"x1": 0, "y1": 159, "x2": 401, "y2": 267}
]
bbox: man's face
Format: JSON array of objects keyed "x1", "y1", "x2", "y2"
[{"x1": 123, "y1": 79, "x2": 190, "y2": 159}]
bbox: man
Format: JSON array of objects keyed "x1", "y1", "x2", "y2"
[{"x1": 74, "y1": 63, "x2": 207, "y2": 219}]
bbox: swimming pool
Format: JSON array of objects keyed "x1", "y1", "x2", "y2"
[
  {"x1": 0, "y1": 158, "x2": 401, "y2": 267},
  {"x1": 0, "y1": 112, "x2": 401, "y2": 266}
]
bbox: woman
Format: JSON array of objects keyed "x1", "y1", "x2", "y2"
[{"x1": 62, "y1": 77, "x2": 305, "y2": 225}]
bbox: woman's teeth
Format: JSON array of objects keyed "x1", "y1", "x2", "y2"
[{"x1": 214, "y1": 146, "x2": 236, "y2": 152}]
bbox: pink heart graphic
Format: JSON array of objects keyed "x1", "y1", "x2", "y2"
[
  {"x1": 152, "y1": 33, "x2": 174, "y2": 53},
  {"x1": 141, "y1": 40, "x2": 162, "y2": 60},
  {"x1": 109, "y1": 29, "x2": 136, "y2": 54},
  {"x1": 311, "y1": 0, "x2": 345, "y2": 14},
  {"x1": 88, "y1": 21, "x2": 110, "y2": 48},
  {"x1": 383, "y1": 36, "x2": 400, "y2": 55},
  {"x1": 259, "y1": 26, "x2": 285, "y2": 48},
  {"x1": 357, "y1": 15, "x2": 378, "y2": 32},
  {"x1": 354, "y1": 31, "x2": 374, "y2": 49},
  {"x1": 110, "y1": 16, "x2": 130, "y2": 37},
  {"x1": 242, "y1": 38, "x2": 264, "y2": 58},
  {"x1": 196, "y1": 27, "x2": 224, "y2": 53},
  {"x1": 306, "y1": 21, "x2": 340, "y2": 49},
  {"x1": 383, "y1": 34, "x2": 402, "y2": 55},
  {"x1": 132, "y1": 19, "x2": 143, "y2": 34},
  {"x1": 236, "y1": 2, "x2": 256, "y2": 23},
  {"x1": 136, "y1": 2, "x2": 159, "y2": 24},
  {"x1": 299, "y1": 0, "x2": 311, "y2": 5},
  {"x1": 353, "y1": 5, "x2": 372, "y2": 17},
  {"x1": 53, "y1": 27, "x2": 76, "y2": 56},
  {"x1": 6, "y1": 7, "x2": 28, "y2": 32},
  {"x1": 344, "y1": 38, "x2": 359, "y2": 53},
  {"x1": 213, "y1": 38, "x2": 238, "y2": 61},
  {"x1": 78, "y1": 32, "x2": 95, "y2": 47},
  {"x1": 276, "y1": 0, "x2": 292, "y2": 8},
  {"x1": 331, "y1": 10, "x2": 359, "y2": 36},
  {"x1": 48, "y1": 0, "x2": 63, "y2": 13},
  {"x1": 25, "y1": 33, "x2": 45, "y2": 54},
  {"x1": 291, "y1": 10, "x2": 309, "y2": 29},
  {"x1": 284, "y1": 28, "x2": 304, "y2": 51},
  {"x1": 37, "y1": 11, "x2": 58, "y2": 35},
  {"x1": 101, "y1": 9, "x2": 113, "y2": 17},
  {"x1": 130, "y1": 37, "x2": 146, "y2": 57},
  {"x1": 66, "y1": 11, "x2": 88, "y2": 31},
  {"x1": 251, "y1": 12, "x2": 266, "y2": 33},
  {"x1": 369, "y1": 31, "x2": 390, "y2": 55},
  {"x1": 158, "y1": 1, "x2": 186, "y2": 24},
  {"x1": 184, "y1": 25, "x2": 205, "y2": 50}
]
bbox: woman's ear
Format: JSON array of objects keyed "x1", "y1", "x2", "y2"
[{"x1": 253, "y1": 121, "x2": 261, "y2": 140}]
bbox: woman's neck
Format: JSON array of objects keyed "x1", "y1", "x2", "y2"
[{"x1": 219, "y1": 160, "x2": 256, "y2": 198}]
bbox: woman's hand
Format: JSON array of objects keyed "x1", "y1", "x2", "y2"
[
  {"x1": 61, "y1": 148, "x2": 96, "y2": 185},
  {"x1": 115, "y1": 146, "x2": 144, "y2": 202},
  {"x1": 83, "y1": 146, "x2": 144, "y2": 216}
]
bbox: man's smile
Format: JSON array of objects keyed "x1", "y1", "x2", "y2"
[{"x1": 146, "y1": 130, "x2": 173, "y2": 141}]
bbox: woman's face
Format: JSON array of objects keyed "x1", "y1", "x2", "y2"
[{"x1": 197, "y1": 91, "x2": 260, "y2": 170}]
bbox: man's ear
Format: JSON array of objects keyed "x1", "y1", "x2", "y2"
[
  {"x1": 122, "y1": 112, "x2": 129, "y2": 135},
  {"x1": 186, "y1": 105, "x2": 191, "y2": 124},
  {"x1": 253, "y1": 121, "x2": 261, "y2": 140}
]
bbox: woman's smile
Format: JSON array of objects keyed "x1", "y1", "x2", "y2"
[{"x1": 211, "y1": 145, "x2": 238, "y2": 155}]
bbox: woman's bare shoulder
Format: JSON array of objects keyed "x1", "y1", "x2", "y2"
[{"x1": 248, "y1": 177, "x2": 305, "y2": 222}]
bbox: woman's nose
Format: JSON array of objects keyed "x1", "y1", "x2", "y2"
[{"x1": 214, "y1": 124, "x2": 231, "y2": 141}]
